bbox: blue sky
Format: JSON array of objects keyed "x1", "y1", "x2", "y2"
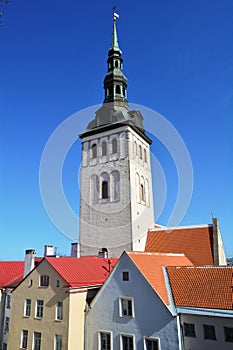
[{"x1": 1, "y1": 0, "x2": 232, "y2": 260}]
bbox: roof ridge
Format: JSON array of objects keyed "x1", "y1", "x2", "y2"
[{"x1": 149, "y1": 224, "x2": 212, "y2": 232}]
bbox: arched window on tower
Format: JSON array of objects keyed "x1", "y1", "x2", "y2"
[
  {"x1": 91, "y1": 144, "x2": 97, "y2": 158},
  {"x1": 144, "y1": 149, "x2": 147, "y2": 163},
  {"x1": 112, "y1": 138, "x2": 117, "y2": 154},
  {"x1": 102, "y1": 181, "x2": 108, "y2": 199},
  {"x1": 115, "y1": 60, "x2": 119, "y2": 68},
  {"x1": 90, "y1": 174, "x2": 99, "y2": 204},
  {"x1": 134, "y1": 141, "x2": 137, "y2": 156},
  {"x1": 136, "y1": 172, "x2": 140, "y2": 203},
  {"x1": 139, "y1": 145, "x2": 142, "y2": 159},
  {"x1": 145, "y1": 179, "x2": 149, "y2": 206},
  {"x1": 102, "y1": 141, "x2": 107, "y2": 156},
  {"x1": 140, "y1": 177, "x2": 146, "y2": 203},
  {"x1": 116, "y1": 85, "x2": 121, "y2": 95},
  {"x1": 111, "y1": 171, "x2": 120, "y2": 201}
]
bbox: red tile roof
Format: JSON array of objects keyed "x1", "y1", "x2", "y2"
[
  {"x1": 167, "y1": 266, "x2": 233, "y2": 310},
  {"x1": 46, "y1": 256, "x2": 118, "y2": 288},
  {"x1": 145, "y1": 225, "x2": 214, "y2": 265},
  {"x1": 0, "y1": 261, "x2": 24, "y2": 288},
  {"x1": 127, "y1": 252, "x2": 193, "y2": 305}
]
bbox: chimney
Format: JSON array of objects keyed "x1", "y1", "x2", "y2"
[
  {"x1": 212, "y1": 218, "x2": 227, "y2": 265},
  {"x1": 98, "y1": 248, "x2": 108, "y2": 258},
  {"x1": 44, "y1": 245, "x2": 55, "y2": 257},
  {"x1": 24, "y1": 249, "x2": 36, "y2": 277},
  {"x1": 71, "y1": 243, "x2": 80, "y2": 258}
]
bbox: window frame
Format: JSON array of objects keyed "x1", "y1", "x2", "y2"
[
  {"x1": 40, "y1": 275, "x2": 49, "y2": 287},
  {"x1": 56, "y1": 301, "x2": 63, "y2": 321},
  {"x1": 101, "y1": 141, "x2": 107, "y2": 156},
  {"x1": 120, "y1": 333, "x2": 135, "y2": 350},
  {"x1": 98, "y1": 330, "x2": 112, "y2": 350},
  {"x1": 184, "y1": 322, "x2": 196, "y2": 338},
  {"x1": 144, "y1": 337, "x2": 160, "y2": 350},
  {"x1": 33, "y1": 331, "x2": 41, "y2": 350},
  {"x1": 111, "y1": 138, "x2": 117, "y2": 154},
  {"x1": 24, "y1": 298, "x2": 31, "y2": 317},
  {"x1": 21, "y1": 329, "x2": 29, "y2": 349},
  {"x1": 55, "y1": 334, "x2": 62, "y2": 350},
  {"x1": 203, "y1": 324, "x2": 216, "y2": 340},
  {"x1": 35, "y1": 299, "x2": 44, "y2": 318},
  {"x1": 119, "y1": 297, "x2": 134, "y2": 318}
]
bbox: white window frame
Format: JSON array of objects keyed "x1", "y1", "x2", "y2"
[
  {"x1": 21, "y1": 329, "x2": 29, "y2": 349},
  {"x1": 54, "y1": 334, "x2": 62, "y2": 350},
  {"x1": 144, "y1": 336, "x2": 160, "y2": 350},
  {"x1": 24, "y1": 299, "x2": 31, "y2": 317},
  {"x1": 33, "y1": 331, "x2": 41, "y2": 350},
  {"x1": 120, "y1": 333, "x2": 135, "y2": 350},
  {"x1": 35, "y1": 299, "x2": 44, "y2": 318},
  {"x1": 119, "y1": 297, "x2": 134, "y2": 318},
  {"x1": 40, "y1": 275, "x2": 49, "y2": 287},
  {"x1": 56, "y1": 301, "x2": 63, "y2": 321},
  {"x1": 98, "y1": 330, "x2": 113, "y2": 350}
]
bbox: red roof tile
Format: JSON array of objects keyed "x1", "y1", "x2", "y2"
[
  {"x1": 167, "y1": 266, "x2": 233, "y2": 310},
  {"x1": 127, "y1": 252, "x2": 193, "y2": 305},
  {"x1": 46, "y1": 256, "x2": 118, "y2": 287},
  {"x1": 0, "y1": 261, "x2": 24, "y2": 288},
  {"x1": 145, "y1": 225, "x2": 214, "y2": 265}
]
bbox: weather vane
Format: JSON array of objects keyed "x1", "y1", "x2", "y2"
[{"x1": 113, "y1": 5, "x2": 119, "y2": 21}]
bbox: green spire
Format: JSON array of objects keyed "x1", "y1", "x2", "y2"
[{"x1": 111, "y1": 19, "x2": 120, "y2": 51}]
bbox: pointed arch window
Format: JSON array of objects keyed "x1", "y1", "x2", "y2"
[
  {"x1": 112, "y1": 138, "x2": 117, "y2": 154},
  {"x1": 102, "y1": 141, "x2": 107, "y2": 156},
  {"x1": 91, "y1": 144, "x2": 97, "y2": 158}
]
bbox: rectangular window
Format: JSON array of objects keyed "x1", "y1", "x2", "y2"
[
  {"x1": 122, "y1": 271, "x2": 129, "y2": 281},
  {"x1": 184, "y1": 322, "x2": 196, "y2": 338},
  {"x1": 144, "y1": 337, "x2": 159, "y2": 350},
  {"x1": 6, "y1": 295, "x2": 11, "y2": 309},
  {"x1": 21, "y1": 330, "x2": 28, "y2": 349},
  {"x1": 224, "y1": 327, "x2": 233, "y2": 342},
  {"x1": 4, "y1": 317, "x2": 10, "y2": 332},
  {"x1": 33, "y1": 332, "x2": 41, "y2": 350},
  {"x1": 40, "y1": 275, "x2": 49, "y2": 287},
  {"x1": 56, "y1": 301, "x2": 63, "y2": 321},
  {"x1": 36, "y1": 300, "x2": 44, "y2": 318},
  {"x1": 203, "y1": 324, "x2": 216, "y2": 340},
  {"x1": 120, "y1": 297, "x2": 133, "y2": 317},
  {"x1": 55, "y1": 334, "x2": 62, "y2": 350},
  {"x1": 24, "y1": 299, "x2": 31, "y2": 317},
  {"x1": 121, "y1": 335, "x2": 134, "y2": 350},
  {"x1": 99, "y1": 331, "x2": 111, "y2": 350}
]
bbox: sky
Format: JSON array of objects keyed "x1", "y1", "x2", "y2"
[{"x1": 1, "y1": 0, "x2": 233, "y2": 261}]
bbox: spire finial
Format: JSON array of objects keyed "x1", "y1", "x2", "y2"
[
  {"x1": 111, "y1": 7, "x2": 120, "y2": 49},
  {"x1": 113, "y1": 6, "x2": 119, "y2": 21}
]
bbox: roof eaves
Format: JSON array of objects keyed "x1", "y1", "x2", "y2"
[{"x1": 176, "y1": 306, "x2": 233, "y2": 318}]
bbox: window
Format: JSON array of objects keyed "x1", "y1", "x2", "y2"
[
  {"x1": 116, "y1": 85, "x2": 121, "y2": 94},
  {"x1": 6, "y1": 294, "x2": 11, "y2": 309},
  {"x1": 40, "y1": 275, "x2": 49, "y2": 287},
  {"x1": 4, "y1": 317, "x2": 10, "y2": 332},
  {"x1": 144, "y1": 338, "x2": 159, "y2": 350},
  {"x1": 21, "y1": 330, "x2": 28, "y2": 349},
  {"x1": 36, "y1": 300, "x2": 44, "y2": 318},
  {"x1": 111, "y1": 138, "x2": 117, "y2": 154},
  {"x1": 24, "y1": 299, "x2": 31, "y2": 317},
  {"x1": 111, "y1": 170, "x2": 120, "y2": 201},
  {"x1": 33, "y1": 332, "x2": 41, "y2": 350},
  {"x1": 91, "y1": 143, "x2": 97, "y2": 158},
  {"x1": 139, "y1": 145, "x2": 142, "y2": 159},
  {"x1": 184, "y1": 322, "x2": 196, "y2": 338},
  {"x1": 102, "y1": 141, "x2": 107, "y2": 156},
  {"x1": 91, "y1": 174, "x2": 99, "y2": 204},
  {"x1": 203, "y1": 324, "x2": 216, "y2": 340},
  {"x1": 224, "y1": 327, "x2": 233, "y2": 342},
  {"x1": 144, "y1": 149, "x2": 147, "y2": 163},
  {"x1": 120, "y1": 298, "x2": 133, "y2": 317},
  {"x1": 56, "y1": 280, "x2": 60, "y2": 287},
  {"x1": 56, "y1": 301, "x2": 63, "y2": 321},
  {"x1": 122, "y1": 271, "x2": 129, "y2": 281},
  {"x1": 121, "y1": 335, "x2": 134, "y2": 350},
  {"x1": 115, "y1": 60, "x2": 119, "y2": 68},
  {"x1": 101, "y1": 181, "x2": 108, "y2": 199},
  {"x1": 55, "y1": 334, "x2": 62, "y2": 350},
  {"x1": 140, "y1": 184, "x2": 145, "y2": 202},
  {"x1": 99, "y1": 332, "x2": 111, "y2": 350}
]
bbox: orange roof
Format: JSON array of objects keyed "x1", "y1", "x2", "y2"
[
  {"x1": 127, "y1": 252, "x2": 193, "y2": 305},
  {"x1": 145, "y1": 225, "x2": 214, "y2": 265},
  {"x1": 167, "y1": 266, "x2": 233, "y2": 310},
  {"x1": 0, "y1": 261, "x2": 24, "y2": 288},
  {"x1": 46, "y1": 256, "x2": 118, "y2": 287}
]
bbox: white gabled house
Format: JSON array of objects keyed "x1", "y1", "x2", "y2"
[{"x1": 85, "y1": 251, "x2": 193, "y2": 350}]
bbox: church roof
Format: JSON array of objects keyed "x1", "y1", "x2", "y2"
[
  {"x1": 46, "y1": 256, "x2": 118, "y2": 288},
  {"x1": 127, "y1": 251, "x2": 193, "y2": 305},
  {"x1": 145, "y1": 225, "x2": 215, "y2": 265},
  {"x1": 167, "y1": 265, "x2": 233, "y2": 310}
]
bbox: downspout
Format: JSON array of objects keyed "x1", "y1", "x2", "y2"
[
  {"x1": 177, "y1": 314, "x2": 184, "y2": 350},
  {"x1": 84, "y1": 303, "x2": 91, "y2": 350}
]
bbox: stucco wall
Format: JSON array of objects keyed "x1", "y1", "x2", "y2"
[
  {"x1": 68, "y1": 291, "x2": 87, "y2": 350},
  {"x1": 181, "y1": 314, "x2": 233, "y2": 350},
  {"x1": 86, "y1": 253, "x2": 179, "y2": 350}
]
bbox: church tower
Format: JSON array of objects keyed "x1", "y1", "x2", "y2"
[{"x1": 79, "y1": 15, "x2": 154, "y2": 257}]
